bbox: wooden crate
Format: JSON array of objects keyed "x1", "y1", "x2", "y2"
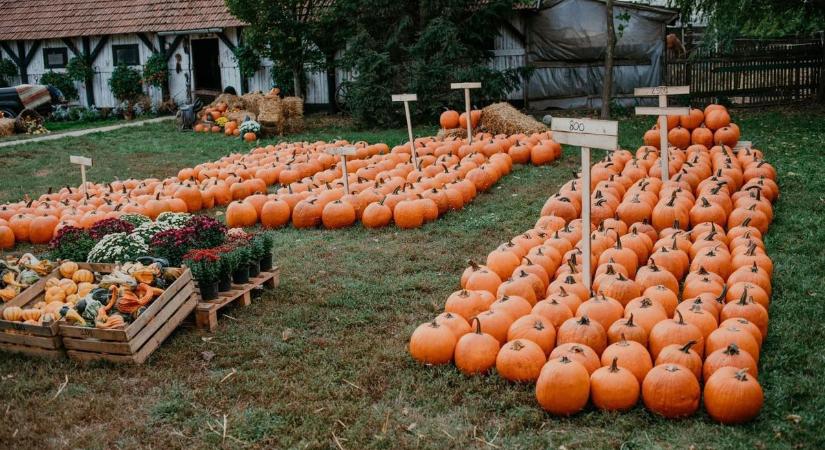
[
  {"x1": 58, "y1": 266, "x2": 196, "y2": 364},
  {"x1": 195, "y1": 267, "x2": 280, "y2": 332},
  {"x1": 0, "y1": 268, "x2": 63, "y2": 358}
]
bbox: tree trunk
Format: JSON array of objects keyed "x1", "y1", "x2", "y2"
[
  {"x1": 325, "y1": 52, "x2": 338, "y2": 114},
  {"x1": 292, "y1": 67, "x2": 303, "y2": 98},
  {"x1": 600, "y1": 0, "x2": 616, "y2": 119}
]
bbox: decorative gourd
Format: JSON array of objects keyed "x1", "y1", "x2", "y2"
[
  {"x1": 72, "y1": 269, "x2": 94, "y2": 283},
  {"x1": 2, "y1": 306, "x2": 24, "y2": 321},
  {"x1": 45, "y1": 286, "x2": 67, "y2": 303},
  {"x1": 20, "y1": 308, "x2": 41, "y2": 322},
  {"x1": 59, "y1": 261, "x2": 79, "y2": 278},
  {"x1": 58, "y1": 278, "x2": 78, "y2": 295}
]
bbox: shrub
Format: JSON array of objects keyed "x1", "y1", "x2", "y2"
[
  {"x1": 39, "y1": 71, "x2": 78, "y2": 101},
  {"x1": 89, "y1": 218, "x2": 135, "y2": 240},
  {"x1": 109, "y1": 64, "x2": 143, "y2": 105},
  {"x1": 120, "y1": 214, "x2": 152, "y2": 228},
  {"x1": 49, "y1": 226, "x2": 96, "y2": 261},
  {"x1": 182, "y1": 249, "x2": 222, "y2": 284},
  {"x1": 156, "y1": 212, "x2": 192, "y2": 228},
  {"x1": 66, "y1": 54, "x2": 94, "y2": 82},
  {"x1": 87, "y1": 232, "x2": 149, "y2": 263},
  {"x1": 143, "y1": 52, "x2": 168, "y2": 88},
  {"x1": 186, "y1": 215, "x2": 227, "y2": 249},
  {"x1": 0, "y1": 59, "x2": 16, "y2": 87},
  {"x1": 149, "y1": 228, "x2": 197, "y2": 267}
]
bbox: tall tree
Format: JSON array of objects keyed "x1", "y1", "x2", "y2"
[
  {"x1": 671, "y1": 0, "x2": 825, "y2": 46},
  {"x1": 600, "y1": 0, "x2": 616, "y2": 119},
  {"x1": 225, "y1": 0, "x2": 340, "y2": 97}
]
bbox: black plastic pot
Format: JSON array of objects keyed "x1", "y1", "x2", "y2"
[
  {"x1": 232, "y1": 265, "x2": 250, "y2": 284},
  {"x1": 218, "y1": 273, "x2": 232, "y2": 292},
  {"x1": 199, "y1": 281, "x2": 219, "y2": 301},
  {"x1": 249, "y1": 260, "x2": 261, "y2": 277},
  {"x1": 259, "y1": 254, "x2": 273, "y2": 271}
]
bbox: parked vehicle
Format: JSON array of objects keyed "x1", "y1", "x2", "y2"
[{"x1": 0, "y1": 85, "x2": 65, "y2": 118}]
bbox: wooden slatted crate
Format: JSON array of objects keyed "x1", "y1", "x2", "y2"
[
  {"x1": 0, "y1": 268, "x2": 63, "y2": 358},
  {"x1": 58, "y1": 265, "x2": 196, "y2": 364},
  {"x1": 195, "y1": 267, "x2": 280, "y2": 332}
]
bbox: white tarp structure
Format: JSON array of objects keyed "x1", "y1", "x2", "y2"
[{"x1": 523, "y1": 0, "x2": 678, "y2": 109}]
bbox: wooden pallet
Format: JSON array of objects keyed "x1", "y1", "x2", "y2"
[
  {"x1": 59, "y1": 267, "x2": 196, "y2": 364},
  {"x1": 0, "y1": 268, "x2": 63, "y2": 358},
  {"x1": 194, "y1": 267, "x2": 280, "y2": 332}
]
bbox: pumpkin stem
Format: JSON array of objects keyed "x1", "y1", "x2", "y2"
[
  {"x1": 680, "y1": 340, "x2": 697, "y2": 353},
  {"x1": 609, "y1": 357, "x2": 620, "y2": 372},
  {"x1": 675, "y1": 309, "x2": 686, "y2": 325},
  {"x1": 524, "y1": 257, "x2": 534, "y2": 266},
  {"x1": 558, "y1": 286, "x2": 568, "y2": 296},
  {"x1": 738, "y1": 285, "x2": 750, "y2": 305},
  {"x1": 715, "y1": 285, "x2": 728, "y2": 304},
  {"x1": 577, "y1": 315, "x2": 591, "y2": 326},
  {"x1": 510, "y1": 340, "x2": 525, "y2": 351},
  {"x1": 734, "y1": 368, "x2": 750, "y2": 381},
  {"x1": 533, "y1": 320, "x2": 545, "y2": 331},
  {"x1": 471, "y1": 317, "x2": 483, "y2": 335},
  {"x1": 559, "y1": 355, "x2": 573, "y2": 364},
  {"x1": 724, "y1": 343, "x2": 741, "y2": 355}
]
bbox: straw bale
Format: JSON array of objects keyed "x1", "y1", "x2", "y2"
[{"x1": 480, "y1": 102, "x2": 547, "y2": 136}]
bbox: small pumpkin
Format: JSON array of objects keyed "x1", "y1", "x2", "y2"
[
  {"x1": 703, "y1": 367, "x2": 763, "y2": 424},
  {"x1": 59, "y1": 261, "x2": 79, "y2": 278},
  {"x1": 535, "y1": 356, "x2": 590, "y2": 415},
  {"x1": 72, "y1": 269, "x2": 94, "y2": 283},
  {"x1": 495, "y1": 339, "x2": 547, "y2": 382},
  {"x1": 590, "y1": 357, "x2": 640, "y2": 411},
  {"x1": 642, "y1": 364, "x2": 700, "y2": 419},
  {"x1": 409, "y1": 320, "x2": 456, "y2": 365},
  {"x1": 454, "y1": 318, "x2": 500, "y2": 375},
  {"x1": 557, "y1": 315, "x2": 607, "y2": 355},
  {"x1": 2, "y1": 305, "x2": 23, "y2": 321},
  {"x1": 45, "y1": 286, "x2": 67, "y2": 303},
  {"x1": 21, "y1": 308, "x2": 41, "y2": 322}
]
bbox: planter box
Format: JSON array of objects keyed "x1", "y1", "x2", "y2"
[{"x1": 58, "y1": 264, "x2": 196, "y2": 364}]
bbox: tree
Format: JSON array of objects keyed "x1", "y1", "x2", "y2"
[
  {"x1": 338, "y1": 0, "x2": 529, "y2": 127},
  {"x1": 671, "y1": 0, "x2": 825, "y2": 46},
  {"x1": 600, "y1": 0, "x2": 616, "y2": 119},
  {"x1": 226, "y1": 0, "x2": 343, "y2": 98}
]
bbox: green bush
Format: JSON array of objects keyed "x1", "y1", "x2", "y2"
[
  {"x1": 0, "y1": 59, "x2": 16, "y2": 87},
  {"x1": 143, "y1": 53, "x2": 168, "y2": 88},
  {"x1": 67, "y1": 54, "x2": 94, "y2": 82},
  {"x1": 109, "y1": 64, "x2": 143, "y2": 104},
  {"x1": 39, "y1": 71, "x2": 79, "y2": 100}
]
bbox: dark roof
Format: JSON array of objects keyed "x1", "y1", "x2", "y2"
[{"x1": 0, "y1": 0, "x2": 246, "y2": 41}]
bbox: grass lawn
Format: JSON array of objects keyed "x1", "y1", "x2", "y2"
[
  {"x1": 0, "y1": 117, "x2": 129, "y2": 143},
  {"x1": 0, "y1": 109, "x2": 823, "y2": 449}
]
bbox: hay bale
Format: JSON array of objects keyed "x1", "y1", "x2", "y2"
[
  {"x1": 0, "y1": 118, "x2": 14, "y2": 137},
  {"x1": 437, "y1": 128, "x2": 469, "y2": 140},
  {"x1": 260, "y1": 124, "x2": 282, "y2": 138},
  {"x1": 241, "y1": 92, "x2": 265, "y2": 115},
  {"x1": 480, "y1": 102, "x2": 547, "y2": 136},
  {"x1": 211, "y1": 93, "x2": 244, "y2": 111},
  {"x1": 227, "y1": 110, "x2": 257, "y2": 123},
  {"x1": 257, "y1": 97, "x2": 283, "y2": 126},
  {"x1": 282, "y1": 97, "x2": 304, "y2": 119}
]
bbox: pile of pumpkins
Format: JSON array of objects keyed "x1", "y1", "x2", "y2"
[
  {"x1": 440, "y1": 109, "x2": 481, "y2": 131},
  {"x1": 0, "y1": 132, "x2": 562, "y2": 250},
  {"x1": 410, "y1": 105, "x2": 777, "y2": 424},
  {"x1": 225, "y1": 132, "x2": 561, "y2": 230},
  {"x1": 644, "y1": 104, "x2": 741, "y2": 149}
]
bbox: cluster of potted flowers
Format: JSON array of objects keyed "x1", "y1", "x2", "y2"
[{"x1": 181, "y1": 228, "x2": 274, "y2": 300}]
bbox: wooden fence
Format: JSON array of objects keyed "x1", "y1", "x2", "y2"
[{"x1": 665, "y1": 37, "x2": 824, "y2": 106}]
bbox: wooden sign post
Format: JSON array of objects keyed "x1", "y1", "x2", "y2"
[
  {"x1": 391, "y1": 94, "x2": 419, "y2": 168},
  {"x1": 70, "y1": 155, "x2": 92, "y2": 196},
  {"x1": 634, "y1": 86, "x2": 690, "y2": 182},
  {"x1": 326, "y1": 146, "x2": 357, "y2": 194},
  {"x1": 450, "y1": 82, "x2": 481, "y2": 144},
  {"x1": 550, "y1": 117, "x2": 619, "y2": 292}
]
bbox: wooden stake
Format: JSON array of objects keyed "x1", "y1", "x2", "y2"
[
  {"x1": 634, "y1": 86, "x2": 690, "y2": 182},
  {"x1": 326, "y1": 147, "x2": 357, "y2": 194},
  {"x1": 550, "y1": 117, "x2": 619, "y2": 292},
  {"x1": 450, "y1": 82, "x2": 481, "y2": 144},
  {"x1": 391, "y1": 94, "x2": 419, "y2": 168},
  {"x1": 69, "y1": 155, "x2": 92, "y2": 197}
]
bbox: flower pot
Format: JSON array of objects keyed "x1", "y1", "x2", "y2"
[
  {"x1": 249, "y1": 260, "x2": 261, "y2": 277},
  {"x1": 232, "y1": 265, "x2": 250, "y2": 284},
  {"x1": 259, "y1": 254, "x2": 273, "y2": 271},
  {"x1": 199, "y1": 281, "x2": 219, "y2": 301},
  {"x1": 218, "y1": 273, "x2": 232, "y2": 292}
]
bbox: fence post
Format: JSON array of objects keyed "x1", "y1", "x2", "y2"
[{"x1": 818, "y1": 31, "x2": 825, "y2": 103}]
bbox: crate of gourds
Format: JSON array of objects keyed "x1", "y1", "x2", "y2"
[
  {"x1": 55, "y1": 259, "x2": 196, "y2": 364},
  {"x1": 0, "y1": 255, "x2": 62, "y2": 357}
]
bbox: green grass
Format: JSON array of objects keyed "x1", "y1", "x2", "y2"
[
  {"x1": 0, "y1": 109, "x2": 823, "y2": 449},
  {"x1": 0, "y1": 117, "x2": 128, "y2": 143}
]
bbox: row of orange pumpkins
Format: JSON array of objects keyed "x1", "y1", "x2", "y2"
[
  {"x1": 0, "y1": 132, "x2": 561, "y2": 249},
  {"x1": 643, "y1": 104, "x2": 741, "y2": 149},
  {"x1": 410, "y1": 105, "x2": 777, "y2": 424}
]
